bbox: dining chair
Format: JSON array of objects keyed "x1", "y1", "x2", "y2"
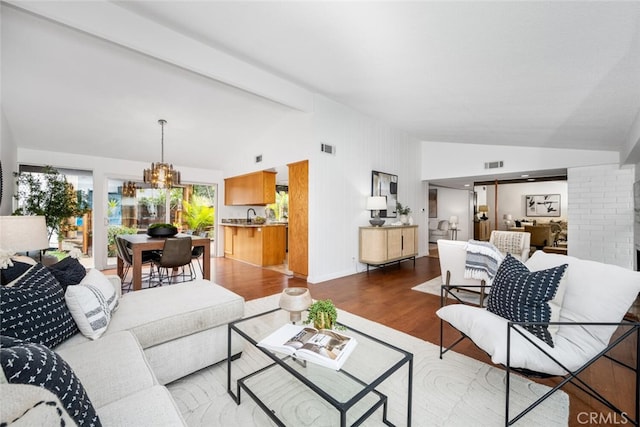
[
  {"x1": 149, "y1": 237, "x2": 194, "y2": 286},
  {"x1": 115, "y1": 236, "x2": 154, "y2": 292},
  {"x1": 188, "y1": 232, "x2": 209, "y2": 280}
]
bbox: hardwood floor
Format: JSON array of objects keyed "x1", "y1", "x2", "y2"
[{"x1": 107, "y1": 256, "x2": 637, "y2": 427}]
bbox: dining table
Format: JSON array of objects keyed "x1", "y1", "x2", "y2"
[{"x1": 116, "y1": 233, "x2": 211, "y2": 291}]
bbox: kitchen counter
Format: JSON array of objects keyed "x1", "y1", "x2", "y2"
[
  {"x1": 221, "y1": 222, "x2": 286, "y2": 228},
  {"x1": 221, "y1": 223, "x2": 286, "y2": 266}
]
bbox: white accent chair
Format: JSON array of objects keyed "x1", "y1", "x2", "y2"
[
  {"x1": 437, "y1": 251, "x2": 640, "y2": 426},
  {"x1": 429, "y1": 219, "x2": 450, "y2": 243},
  {"x1": 489, "y1": 230, "x2": 531, "y2": 262},
  {"x1": 437, "y1": 239, "x2": 488, "y2": 306}
]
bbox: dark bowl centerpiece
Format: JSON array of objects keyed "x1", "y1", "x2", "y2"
[{"x1": 147, "y1": 223, "x2": 178, "y2": 238}]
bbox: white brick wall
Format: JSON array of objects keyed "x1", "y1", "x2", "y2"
[{"x1": 568, "y1": 164, "x2": 635, "y2": 268}]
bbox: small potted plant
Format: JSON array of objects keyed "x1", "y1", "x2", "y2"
[
  {"x1": 304, "y1": 299, "x2": 343, "y2": 330},
  {"x1": 396, "y1": 202, "x2": 411, "y2": 225}
]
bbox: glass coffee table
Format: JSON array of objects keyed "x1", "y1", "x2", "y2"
[{"x1": 227, "y1": 308, "x2": 413, "y2": 426}]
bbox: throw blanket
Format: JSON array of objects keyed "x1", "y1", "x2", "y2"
[{"x1": 464, "y1": 240, "x2": 504, "y2": 283}]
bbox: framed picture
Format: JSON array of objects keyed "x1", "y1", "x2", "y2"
[
  {"x1": 371, "y1": 170, "x2": 398, "y2": 218},
  {"x1": 525, "y1": 194, "x2": 560, "y2": 217}
]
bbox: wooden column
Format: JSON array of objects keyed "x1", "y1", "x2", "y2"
[{"x1": 288, "y1": 160, "x2": 308, "y2": 278}]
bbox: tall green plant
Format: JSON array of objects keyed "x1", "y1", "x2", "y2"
[
  {"x1": 13, "y1": 166, "x2": 87, "y2": 242},
  {"x1": 182, "y1": 195, "x2": 214, "y2": 235}
]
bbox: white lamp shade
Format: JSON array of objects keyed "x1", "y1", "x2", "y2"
[
  {"x1": 366, "y1": 196, "x2": 387, "y2": 210},
  {"x1": 0, "y1": 216, "x2": 49, "y2": 252},
  {"x1": 503, "y1": 214, "x2": 513, "y2": 220},
  {"x1": 449, "y1": 216, "x2": 458, "y2": 224}
]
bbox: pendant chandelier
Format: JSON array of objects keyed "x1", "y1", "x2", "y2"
[
  {"x1": 122, "y1": 181, "x2": 138, "y2": 197},
  {"x1": 143, "y1": 119, "x2": 181, "y2": 189}
]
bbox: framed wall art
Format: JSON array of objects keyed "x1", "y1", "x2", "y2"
[
  {"x1": 525, "y1": 194, "x2": 560, "y2": 217},
  {"x1": 371, "y1": 170, "x2": 398, "y2": 218}
]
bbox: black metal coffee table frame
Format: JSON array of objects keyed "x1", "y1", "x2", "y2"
[{"x1": 227, "y1": 308, "x2": 413, "y2": 426}]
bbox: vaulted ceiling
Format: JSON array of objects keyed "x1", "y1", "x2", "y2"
[{"x1": 2, "y1": 1, "x2": 640, "y2": 172}]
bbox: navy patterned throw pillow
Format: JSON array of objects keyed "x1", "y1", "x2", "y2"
[
  {"x1": 487, "y1": 254, "x2": 568, "y2": 347},
  {"x1": 1, "y1": 260, "x2": 33, "y2": 286},
  {"x1": 0, "y1": 336, "x2": 101, "y2": 426},
  {"x1": 1, "y1": 263, "x2": 79, "y2": 348}
]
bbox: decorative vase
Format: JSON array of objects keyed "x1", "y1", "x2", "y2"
[{"x1": 400, "y1": 214, "x2": 409, "y2": 225}]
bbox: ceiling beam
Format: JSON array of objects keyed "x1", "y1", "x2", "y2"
[{"x1": 5, "y1": 1, "x2": 314, "y2": 113}]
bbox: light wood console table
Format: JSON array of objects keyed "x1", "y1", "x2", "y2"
[{"x1": 359, "y1": 225, "x2": 418, "y2": 271}]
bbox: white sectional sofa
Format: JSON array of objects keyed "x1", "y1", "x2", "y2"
[{"x1": 1, "y1": 274, "x2": 245, "y2": 426}]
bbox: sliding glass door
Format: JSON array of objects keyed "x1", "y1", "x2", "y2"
[{"x1": 105, "y1": 179, "x2": 216, "y2": 268}]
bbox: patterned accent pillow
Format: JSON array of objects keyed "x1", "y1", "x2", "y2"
[
  {"x1": 487, "y1": 254, "x2": 568, "y2": 347},
  {"x1": 0, "y1": 336, "x2": 101, "y2": 426},
  {"x1": 65, "y1": 269, "x2": 119, "y2": 340},
  {"x1": 1, "y1": 263, "x2": 79, "y2": 348},
  {"x1": 46, "y1": 256, "x2": 87, "y2": 290},
  {"x1": 1, "y1": 260, "x2": 34, "y2": 286}
]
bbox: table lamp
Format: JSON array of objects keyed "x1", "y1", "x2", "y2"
[
  {"x1": 503, "y1": 214, "x2": 513, "y2": 228},
  {"x1": 0, "y1": 215, "x2": 49, "y2": 257},
  {"x1": 478, "y1": 205, "x2": 489, "y2": 220},
  {"x1": 279, "y1": 287, "x2": 312, "y2": 323},
  {"x1": 449, "y1": 216, "x2": 459, "y2": 230},
  {"x1": 366, "y1": 196, "x2": 387, "y2": 227}
]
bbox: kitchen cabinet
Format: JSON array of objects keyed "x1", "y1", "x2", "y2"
[
  {"x1": 224, "y1": 170, "x2": 276, "y2": 206},
  {"x1": 221, "y1": 224, "x2": 286, "y2": 266},
  {"x1": 359, "y1": 225, "x2": 418, "y2": 270}
]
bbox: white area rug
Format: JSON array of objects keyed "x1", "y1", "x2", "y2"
[
  {"x1": 167, "y1": 294, "x2": 568, "y2": 426},
  {"x1": 411, "y1": 276, "x2": 482, "y2": 306}
]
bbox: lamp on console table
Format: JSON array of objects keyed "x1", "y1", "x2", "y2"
[
  {"x1": 0, "y1": 215, "x2": 50, "y2": 259},
  {"x1": 449, "y1": 216, "x2": 459, "y2": 230},
  {"x1": 478, "y1": 205, "x2": 489, "y2": 220},
  {"x1": 366, "y1": 196, "x2": 387, "y2": 227}
]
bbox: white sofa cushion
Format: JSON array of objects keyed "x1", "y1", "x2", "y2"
[
  {"x1": 58, "y1": 331, "x2": 157, "y2": 408},
  {"x1": 526, "y1": 252, "x2": 640, "y2": 351},
  {"x1": 107, "y1": 280, "x2": 244, "y2": 349}
]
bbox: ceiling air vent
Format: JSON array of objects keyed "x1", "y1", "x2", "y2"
[
  {"x1": 484, "y1": 161, "x2": 504, "y2": 169},
  {"x1": 321, "y1": 143, "x2": 335, "y2": 155},
  {"x1": 255, "y1": 154, "x2": 263, "y2": 163}
]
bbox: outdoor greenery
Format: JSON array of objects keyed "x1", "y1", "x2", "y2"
[
  {"x1": 182, "y1": 195, "x2": 215, "y2": 235},
  {"x1": 107, "y1": 224, "x2": 137, "y2": 256},
  {"x1": 13, "y1": 166, "x2": 89, "y2": 243}
]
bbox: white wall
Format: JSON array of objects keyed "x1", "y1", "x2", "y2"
[
  {"x1": 568, "y1": 163, "x2": 635, "y2": 268},
  {"x1": 488, "y1": 181, "x2": 568, "y2": 230},
  {"x1": 421, "y1": 141, "x2": 620, "y2": 181},
  {"x1": 308, "y1": 95, "x2": 423, "y2": 283},
  {"x1": 0, "y1": 109, "x2": 18, "y2": 215}
]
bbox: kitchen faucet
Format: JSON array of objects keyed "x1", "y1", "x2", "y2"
[{"x1": 247, "y1": 208, "x2": 256, "y2": 223}]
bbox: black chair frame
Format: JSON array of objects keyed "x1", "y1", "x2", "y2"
[{"x1": 439, "y1": 284, "x2": 640, "y2": 427}]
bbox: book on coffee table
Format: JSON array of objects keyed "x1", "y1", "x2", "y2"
[{"x1": 258, "y1": 323, "x2": 357, "y2": 370}]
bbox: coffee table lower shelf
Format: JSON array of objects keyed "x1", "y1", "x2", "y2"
[{"x1": 229, "y1": 358, "x2": 394, "y2": 426}]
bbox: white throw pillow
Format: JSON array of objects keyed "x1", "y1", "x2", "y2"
[{"x1": 65, "y1": 269, "x2": 119, "y2": 340}]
